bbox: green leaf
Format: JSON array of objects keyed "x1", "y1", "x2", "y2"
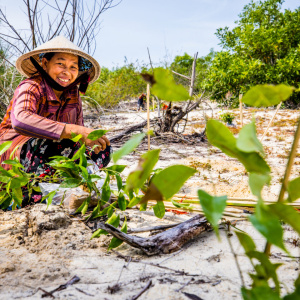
[
  {"x1": 198, "y1": 189, "x2": 227, "y2": 238},
  {"x1": 242, "y1": 84, "x2": 295, "y2": 107},
  {"x1": 140, "y1": 202, "x2": 147, "y2": 211},
  {"x1": 59, "y1": 178, "x2": 81, "y2": 188},
  {"x1": 128, "y1": 196, "x2": 141, "y2": 208},
  {"x1": 250, "y1": 201, "x2": 287, "y2": 252},
  {"x1": 150, "y1": 68, "x2": 190, "y2": 101},
  {"x1": 90, "y1": 174, "x2": 102, "y2": 182},
  {"x1": 235, "y1": 231, "x2": 256, "y2": 253},
  {"x1": 70, "y1": 133, "x2": 83, "y2": 143},
  {"x1": 249, "y1": 173, "x2": 271, "y2": 200},
  {"x1": 79, "y1": 166, "x2": 89, "y2": 181},
  {"x1": 287, "y1": 177, "x2": 300, "y2": 202},
  {"x1": 10, "y1": 177, "x2": 29, "y2": 189},
  {"x1": 153, "y1": 201, "x2": 165, "y2": 218},
  {"x1": 108, "y1": 217, "x2": 127, "y2": 250},
  {"x1": 0, "y1": 166, "x2": 13, "y2": 178},
  {"x1": 48, "y1": 161, "x2": 76, "y2": 169},
  {"x1": 106, "y1": 165, "x2": 127, "y2": 175},
  {"x1": 2, "y1": 159, "x2": 24, "y2": 168},
  {"x1": 12, "y1": 187, "x2": 23, "y2": 206},
  {"x1": 112, "y1": 133, "x2": 145, "y2": 163},
  {"x1": 91, "y1": 213, "x2": 120, "y2": 238},
  {"x1": 236, "y1": 121, "x2": 264, "y2": 156},
  {"x1": 246, "y1": 250, "x2": 281, "y2": 294},
  {"x1": 126, "y1": 149, "x2": 160, "y2": 191},
  {"x1": 45, "y1": 190, "x2": 57, "y2": 208},
  {"x1": 71, "y1": 144, "x2": 86, "y2": 161},
  {"x1": 117, "y1": 193, "x2": 127, "y2": 211},
  {"x1": 0, "y1": 141, "x2": 12, "y2": 156},
  {"x1": 87, "y1": 129, "x2": 109, "y2": 141},
  {"x1": 101, "y1": 184, "x2": 111, "y2": 204},
  {"x1": 81, "y1": 199, "x2": 89, "y2": 215},
  {"x1": 207, "y1": 120, "x2": 270, "y2": 175},
  {"x1": 269, "y1": 203, "x2": 300, "y2": 236},
  {"x1": 241, "y1": 286, "x2": 281, "y2": 300},
  {"x1": 95, "y1": 202, "x2": 117, "y2": 217},
  {"x1": 171, "y1": 199, "x2": 192, "y2": 209},
  {"x1": 151, "y1": 165, "x2": 197, "y2": 199},
  {"x1": 116, "y1": 174, "x2": 123, "y2": 191},
  {"x1": 0, "y1": 175, "x2": 11, "y2": 183}
]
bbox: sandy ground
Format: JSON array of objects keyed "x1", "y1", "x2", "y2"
[{"x1": 1, "y1": 102, "x2": 300, "y2": 299}]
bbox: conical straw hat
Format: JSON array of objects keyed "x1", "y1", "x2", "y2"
[{"x1": 16, "y1": 36, "x2": 100, "y2": 84}]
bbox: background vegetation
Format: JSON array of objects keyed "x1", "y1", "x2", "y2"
[{"x1": 0, "y1": 0, "x2": 299, "y2": 118}]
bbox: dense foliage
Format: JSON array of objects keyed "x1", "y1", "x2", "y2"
[
  {"x1": 205, "y1": 0, "x2": 300, "y2": 107},
  {"x1": 85, "y1": 63, "x2": 149, "y2": 109},
  {"x1": 0, "y1": 47, "x2": 23, "y2": 118}
]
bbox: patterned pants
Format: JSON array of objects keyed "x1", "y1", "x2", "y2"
[{"x1": 19, "y1": 138, "x2": 112, "y2": 207}]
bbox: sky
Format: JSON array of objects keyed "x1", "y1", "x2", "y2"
[{"x1": 1, "y1": 0, "x2": 299, "y2": 69}]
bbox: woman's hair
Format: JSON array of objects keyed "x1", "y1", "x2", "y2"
[
  {"x1": 41, "y1": 52, "x2": 91, "y2": 71},
  {"x1": 42, "y1": 52, "x2": 56, "y2": 62}
]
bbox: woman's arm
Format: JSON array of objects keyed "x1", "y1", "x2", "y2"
[{"x1": 11, "y1": 81, "x2": 65, "y2": 140}]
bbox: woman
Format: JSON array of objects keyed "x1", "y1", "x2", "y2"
[{"x1": 0, "y1": 36, "x2": 111, "y2": 207}]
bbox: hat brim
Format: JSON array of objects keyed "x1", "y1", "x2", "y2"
[{"x1": 16, "y1": 48, "x2": 100, "y2": 84}]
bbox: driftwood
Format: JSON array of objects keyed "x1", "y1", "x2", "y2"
[
  {"x1": 97, "y1": 214, "x2": 209, "y2": 256},
  {"x1": 110, "y1": 120, "x2": 147, "y2": 142}
]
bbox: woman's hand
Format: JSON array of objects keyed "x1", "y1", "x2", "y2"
[{"x1": 61, "y1": 124, "x2": 110, "y2": 154}]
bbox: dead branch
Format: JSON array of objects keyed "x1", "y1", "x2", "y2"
[
  {"x1": 131, "y1": 280, "x2": 152, "y2": 300},
  {"x1": 109, "y1": 120, "x2": 148, "y2": 142},
  {"x1": 127, "y1": 222, "x2": 181, "y2": 234},
  {"x1": 96, "y1": 214, "x2": 209, "y2": 256},
  {"x1": 41, "y1": 275, "x2": 80, "y2": 298}
]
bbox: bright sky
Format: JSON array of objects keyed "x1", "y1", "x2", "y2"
[{"x1": 1, "y1": 0, "x2": 299, "y2": 69}]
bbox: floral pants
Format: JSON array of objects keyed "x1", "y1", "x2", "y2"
[{"x1": 19, "y1": 138, "x2": 112, "y2": 207}]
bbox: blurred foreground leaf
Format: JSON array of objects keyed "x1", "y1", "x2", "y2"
[
  {"x1": 198, "y1": 189, "x2": 227, "y2": 238},
  {"x1": 112, "y1": 133, "x2": 145, "y2": 163},
  {"x1": 207, "y1": 120, "x2": 270, "y2": 175},
  {"x1": 250, "y1": 201, "x2": 287, "y2": 252},
  {"x1": 242, "y1": 84, "x2": 295, "y2": 107},
  {"x1": 126, "y1": 149, "x2": 160, "y2": 191},
  {"x1": 145, "y1": 68, "x2": 191, "y2": 101}
]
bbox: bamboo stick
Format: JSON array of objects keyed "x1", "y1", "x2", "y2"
[
  {"x1": 147, "y1": 84, "x2": 150, "y2": 151},
  {"x1": 260, "y1": 101, "x2": 282, "y2": 142},
  {"x1": 239, "y1": 94, "x2": 243, "y2": 126}
]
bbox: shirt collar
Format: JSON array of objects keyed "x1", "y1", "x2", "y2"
[{"x1": 41, "y1": 76, "x2": 74, "y2": 102}]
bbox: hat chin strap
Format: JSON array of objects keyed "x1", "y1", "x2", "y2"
[{"x1": 29, "y1": 57, "x2": 90, "y2": 94}]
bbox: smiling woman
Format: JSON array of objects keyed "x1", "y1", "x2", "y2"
[
  {"x1": 0, "y1": 36, "x2": 112, "y2": 208},
  {"x1": 42, "y1": 53, "x2": 80, "y2": 88}
]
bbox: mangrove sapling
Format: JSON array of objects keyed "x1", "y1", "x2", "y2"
[
  {"x1": 138, "y1": 68, "x2": 300, "y2": 298},
  {"x1": 199, "y1": 84, "x2": 300, "y2": 299}
]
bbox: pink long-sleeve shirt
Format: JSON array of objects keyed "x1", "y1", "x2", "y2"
[{"x1": 0, "y1": 75, "x2": 84, "y2": 169}]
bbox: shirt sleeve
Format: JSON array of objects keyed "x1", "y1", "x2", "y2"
[{"x1": 11, "y1": 82, "x2": 65, "y2": 140}]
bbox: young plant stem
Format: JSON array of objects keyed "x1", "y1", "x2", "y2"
[
  {"x1": 264, "y1": 116, "x2": 300, "y2": 255},
  {"x1": 225, "y1": 225, "x2": 245, "y2": 287}
]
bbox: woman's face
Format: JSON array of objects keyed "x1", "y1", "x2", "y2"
[{"x1": 42, "y1": 52, "x2": 79, "y2": 87}]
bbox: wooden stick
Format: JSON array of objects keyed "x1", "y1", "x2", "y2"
[
  {"x1": 239, "y1": 94, "x2": 243, "y2": 126},
  {"x1": 189, "y1": 52, "x2": 198, "y2": 97},
  {"x1": 147, "y1": 47, "x2": 160, "y2": 118},
  {"x1": 147, "y1": 84, "x2": 150, "y2": 151},
  {"x1": 127, "y1": 223, "x2": 181, "y2": 233},
  {"x1": 260, "y1": 101, "x2": 282, "y2": 142},
  {"x1": 171, "y1": 70, "x2": 191, "y2": 81},
  {"x1": 131, "y1": 280, "x2": 152, "y2": 300}
]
